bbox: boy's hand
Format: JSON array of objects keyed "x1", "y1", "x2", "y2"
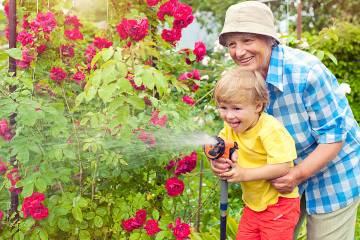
[
  {"x1": 218, "y1": 159, "x2": 247, "y2": 183},
  {"x1": 210, "y1": 158, "x2": 231, "y2": 177}
]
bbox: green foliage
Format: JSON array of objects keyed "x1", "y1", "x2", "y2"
[
  {"x1": 0, "y1": 1, "x2": 223, "y2": 239},
  {"x1": 288, "y1": 22, "x2": 360, "y2": 121}
]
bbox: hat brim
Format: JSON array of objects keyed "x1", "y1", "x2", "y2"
[{"x1": 219, "y1": 21, "x2": 280, "y2": 46}]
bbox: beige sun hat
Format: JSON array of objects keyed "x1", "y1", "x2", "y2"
[{"x1": 219, "y1": 1, "x2": 280, "y2": 46}]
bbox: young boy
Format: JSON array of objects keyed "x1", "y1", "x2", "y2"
[{"x1": 213, "y1": 68, "x2": 300, "y2": 240}]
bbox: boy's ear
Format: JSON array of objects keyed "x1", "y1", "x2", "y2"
[{"x1": 255, "y1": 102, "x2": 264, "y2": 113}]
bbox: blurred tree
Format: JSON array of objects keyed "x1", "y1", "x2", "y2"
[{"x1": 182, "y1": 0, "x2": 360, "y2": 33}]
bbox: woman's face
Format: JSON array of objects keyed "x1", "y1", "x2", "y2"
[{"x1": 225, "y1": 33, "x2": 272, "y2": 76}]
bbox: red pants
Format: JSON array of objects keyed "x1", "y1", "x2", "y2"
[{"x1": 236, "y1": 197, "x2": 300, "y2": 240}]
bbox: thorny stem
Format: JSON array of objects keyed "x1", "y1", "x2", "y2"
[
  {"x1": 187, "y1": 178, "x2": 220, "y2": 223},
  {"x1": 195, "y1": 88, "x2": 214, "y2": 105},
  {"x1": 62, "y1": 87, "x2": 83, "y2": 196}
]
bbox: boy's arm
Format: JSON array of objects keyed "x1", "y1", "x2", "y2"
[{"x1": 220, "y1": 160, "x2": 291, "y2": 182}]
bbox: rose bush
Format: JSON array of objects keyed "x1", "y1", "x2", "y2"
[{"x1": 0, "y1": 0, "x2": 223, "y2": 239}]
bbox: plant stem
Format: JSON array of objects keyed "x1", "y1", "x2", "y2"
[
  {"x1": 62, "y1": 87, "x2": 83, "y2": 195},
  {"x1": 195, "y1": 158, "x2": 204, "y2": 232},
  {"x1": 195, "y1": 88, "x2": 214, "y2": 105}
]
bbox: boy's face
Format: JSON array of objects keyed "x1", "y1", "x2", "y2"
[{"x1": 218, "y1": 101, "x2": 262, "y2": 134}]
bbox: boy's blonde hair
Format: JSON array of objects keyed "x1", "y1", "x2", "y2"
[{"x1": 214, "y1": 68, "x2": 269, "y2": 110}]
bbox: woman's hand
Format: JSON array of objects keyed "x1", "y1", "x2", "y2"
[{"x1": 270, "y1": 167, "x2": 302, "y2": 194}]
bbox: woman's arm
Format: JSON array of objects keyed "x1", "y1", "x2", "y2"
[{"x1": 271, "y1": 141, "x2": 343, "y2": 193}]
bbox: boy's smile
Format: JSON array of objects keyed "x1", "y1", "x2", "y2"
[{"x1": 218, "y1": 101, "x2": 262, "y2": 134}]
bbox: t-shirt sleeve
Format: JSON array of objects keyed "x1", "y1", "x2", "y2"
[{"x1": 261, "y1": 127, "x2": 297, "y2": 165}]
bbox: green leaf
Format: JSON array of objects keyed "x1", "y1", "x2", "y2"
[
  {"x1": 102, "y1": 47, "x2": 114, "y2": 62},
  {"x1": 126, "y1": 95, "x2": 145, "y2": 110},
  {"x1": 152, "y1": 209, "x2": 159, "y2": 220},
  {"x1": 315, "y1": 50, "x2": 325, "y2": 60},
  {"x1": 91, "y1": 52, "x2": 102, "y2": 68},
  {"x1": 118, "y1": 78, "x2": 133, "y2": 93},
  {"x1": 19, "y1": 218, "x2": 35, "y2": 232},
  {"x1": 35, "y1": 178, "x2": 47, "y2": 192},
  {"x1": 117, "y1": 105, "x2": 130, "y2": 124},
  {"x1": 21, "y1": 182, "x2": 34, "y2": 197},
  {"x1": 325, "y1": 51, "x2": 338, "y2": 65},
  {"x1": 98, "y1": 83, "x2": 117, "y2": 103},
  {"x1": 13, "y1": 232, "x2": 25, "y2": 240},
  {"x1": 72, "y1": 206, "x2": 83, "y2": 222},
  {"x1": 37, "y1": 228, "x2": 49, "y2": 240},
  {"x1": 85, "y1": 212, "x2": 96, "y2": 220},
  {"x1": 95, "y1": 207, "x2": 107, "y2": 217},
  {"x1": 84, "y1": 86, "x2": 97, "y2": 102},
  {"x1": 79, "y1": 230, "x2": 91, "y2": 240},
  {"x1": 76, "y1": 197, "x2": 88, "y2": 208},
  {"x1": 93, "y1": 215, "x2": 103, "y2": 228},
  {"x1": 58, "y1": 218, "x2": 71, "y2": 232},
  {"x1": 6, "y1": 48, "x2": 23, "y2": 60}
]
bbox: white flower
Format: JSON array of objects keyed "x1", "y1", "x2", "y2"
[
  {"x1": 201, "y1": 56, "x2": 210, "y2": 66},
  {"x1": 338, "y1": 83, "x2": 351, "y2": 95},
  {"x1": 224, "y1": 53, "x2": 232, "y2": 62},
  {"x1": 213, "y1": 40, "x2": 225, "y2": 53},
  {"x1": 201, "y1": 75, "x2": 209, "y2": 80}
]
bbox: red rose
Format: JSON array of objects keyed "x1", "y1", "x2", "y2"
[
  {"x1": 64, "y1": 28, "x2": 84, "y2": 40},
  {"x1": 17, "y1": 31, "x2": 34, "y2": 46},
  {"x1": 116, "y1": 18, "x2": 149, "y2": 42},
  {"x1": 175, "y1": 151, "x2": 197, "y2": 176},
  {"x1": 144, "y1": 219, "x2": 161, "y2": 236},
  {"x1": 169, "y1": 218, "x2": 191, "y2": 240},
  {"x1": 0, "y1": 210, "x2": 3, "y2": 220},
  {"x1": 22, "y1": 192, "x2": 48, "y2": 220},
  {"x1": 50, "y1": 67, "x2": 67, "y2": 84},
  {"x1": 161, "y1": 28, "x2": 182, "y2": 44},
  {"x1": 150, "y1": 110, "x2": 167, "y2": 127},
  {"x1": 165, "y1": 177, "x2": 184, "y2": 197},
  {"x1": 0, "y1": 119, "x2": 9, "y2": 135},
  {"x1": 135, "y1": 209, "x2": 147, "y2": 226},
  {"x1": 182, "y1": 95, "x2": 195, "y2": 106},
  {"x1": 93, "y1": 37, "x2": 113, "y2": 50},
  {"x1": 64, "y1": 15, "x2": 82, "y2": 28},
  {"x1": 72, "y1": 71, "x2": 86, "y2": 84},
  {"x1": 60, "y1": 45, "x2": 75, "y2": 58},
  {"x1": 146, "y1": 0, "x2": 160, "y2": 7},
  {"x1": 193, "y1": 41, "x2": 207, "y2": 62},
  {"x1": 85, "y1": 44, "x2": 97, "y2": 63}
]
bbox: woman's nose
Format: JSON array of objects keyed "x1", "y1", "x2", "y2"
[{"x1": 235, "y1": 45, "x2": 246, "y2": 58}]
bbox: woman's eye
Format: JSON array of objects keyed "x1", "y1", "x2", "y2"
[
  {"x1": 227, "y1": 43, "x2": 236, "y2": 48},
  {"x1": 244, "y1": 38, "x2": 253, "y2": 43}
]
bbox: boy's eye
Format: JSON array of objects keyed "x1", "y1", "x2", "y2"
[{"x1": 234, "y1": 108, "x2": 242, "y2": 111}]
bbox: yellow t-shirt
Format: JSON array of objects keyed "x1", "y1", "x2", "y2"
[{"x1": 219, "y1": 112, "x2": 299, "y2": 212}]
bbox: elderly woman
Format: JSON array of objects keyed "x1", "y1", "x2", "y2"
[{"x1": 211, "y1": 1, "x2": 360, "y2": 240}]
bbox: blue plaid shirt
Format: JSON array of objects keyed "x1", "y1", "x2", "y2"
[{"x1": 265, "y1": 44, "x2": 360, "y2": 214}]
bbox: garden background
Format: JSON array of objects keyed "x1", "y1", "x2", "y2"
[{"x1": 0, "y1": 0, "x2": 359, "y2": 239}]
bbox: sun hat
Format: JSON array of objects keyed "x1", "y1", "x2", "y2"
[{"x1": 219, "y1": 1, "x2": 280, "y2": 46}]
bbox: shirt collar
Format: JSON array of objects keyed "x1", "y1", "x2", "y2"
[{"x1": 266, "y1": 45, "x2": 284, "y2": 92}]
